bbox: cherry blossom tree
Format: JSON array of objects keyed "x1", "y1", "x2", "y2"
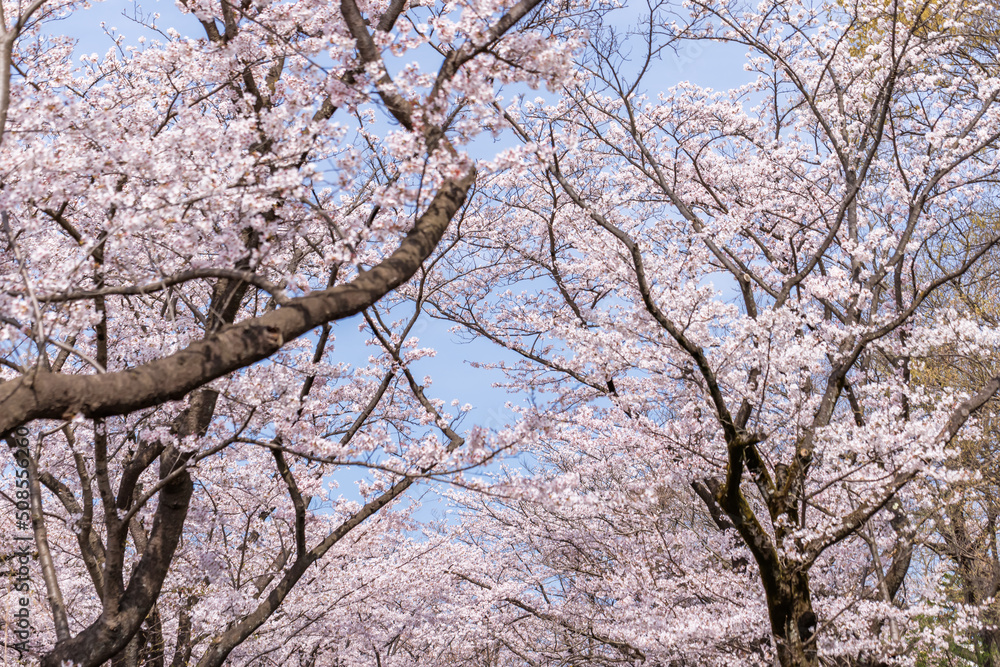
[
  {"x1": 903, "y1": 211, "x2": 1000, "y2": 666},
  {"x1": 415, "y1": 0, "x2": 1000, "y2": 664},
  {"x1": 0, "y1": 0, "x2": 579, "y2": 662},
  {"x1": 7, "y1": 0, "x2": 1000, "y2": 664}
]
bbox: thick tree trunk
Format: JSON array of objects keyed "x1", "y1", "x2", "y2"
[
  {"x1": 768, "y1": 571, "x2": 818, "y2": 667},
  {"x1": 694, "y1": 478, "x2": 819, "y2": 667},
  {"x1": 981, "y1": 628, "x2": 1000, "y2": 667},
  {"x1": 39, "y1": 461, "x2": 194, "y2": 667}
]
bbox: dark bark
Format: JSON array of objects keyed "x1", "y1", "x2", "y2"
[
  {"x1": 41, "y1": 444, "x2": 194, "y2": 667},
  {"x1": 26, "y1": 149, "x2": 473, "y2": 667},
  {"x1": 0, "y1": 171, "x2": 475, "y2": 437}
]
